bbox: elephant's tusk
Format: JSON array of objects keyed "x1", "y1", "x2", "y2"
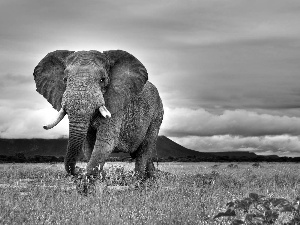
[
  {"x1": 43, "y1": 108, "x2": 66, "y2": 130},
  {"x1": 99, "y1": 105, "x2": 111, "y2": 119}
]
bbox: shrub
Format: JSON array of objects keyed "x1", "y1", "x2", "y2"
[{"x1": 214, "y1": 193, "x2": 300, "y2": 224}]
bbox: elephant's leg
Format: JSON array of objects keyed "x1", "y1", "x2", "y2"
[
  {"x1": 86, "y1": 117, "x2": 122, "y2": 178},
  {"x1": 74, "y1": 128, "x2": 119, "y2": 196},
  {"x1": 86, "y1": 137, "x2": 115, "y2": 177},
  {"x1": 146, "y1": 159, "x2": 156, "y2": 178},
  {"x1": 134, "y1": 142, "x2": 155, "y2": 181},
  {"x1": 82, "y1": 127, "x2": 97, "y2": 161},
  {"x1": 135, "y1": 121, "x2": 161, "y2": 180},
  {"x1": 134, "y1": 144, "x2": 150, "y2": 180}
]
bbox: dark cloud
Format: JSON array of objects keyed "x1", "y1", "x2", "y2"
[
  {"x1": 0, "y1": 73, "x2": 40, "y2": 110},
  {"x1": 0, "y1": 73, "x2": 32, "y2": 86},
  {"x1": 156, "y1": 35, "x2": 300, "y2": 111}
]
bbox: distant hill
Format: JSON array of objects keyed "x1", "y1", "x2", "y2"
[
  {"x1": 209, "y1": 151, "x2": 280, "y2": 159},
  {"x1": 0, "y1": 136, "x2": 210, "y2": 158},
  {"x1": 0, "y1": 136, "x2": 296, "y2": 162},
  {"x1": 0, "y1": 138, "x2": 68, "y2": 156},
  {"x1": 153, "y1": 136, "x2": 213, "y2": 158}
]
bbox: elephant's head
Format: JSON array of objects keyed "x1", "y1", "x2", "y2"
[{"x1": 33, "y1": 50, "x2": 148, "y2": 174}]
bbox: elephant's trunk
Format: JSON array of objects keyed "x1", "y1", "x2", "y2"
[
  {"x1": 62, "y1": 90, "x2": 110, "y2": 175},
  {"x1": 65, "y1": 121, "x2": 89, "y2": 175},
  {"x1": 59, "y1": 74, "x2": 111, "y2": 174}
]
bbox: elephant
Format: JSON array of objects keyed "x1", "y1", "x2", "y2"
[{"x1": 33, "y1": 50, "x2": 164, "y2": 187}]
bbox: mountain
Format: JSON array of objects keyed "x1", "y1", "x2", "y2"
[
  {"x1": 0, "y1": 136, "x2": 210, "y2": 158},
  {"x1": 0, "y1": 136, "x2": 292, "y2": 162},
  {"x1": 153, "y1": 136, "x2": 213, "y2": 158},
  {"x1": 0, "y1": 138, "x2": 68, "y2": 156}
]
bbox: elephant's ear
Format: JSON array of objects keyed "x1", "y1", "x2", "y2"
[
  {"x1": 103, "y1": 50, "x2": 148, "y2": 114},
  {"x1": 33, "y1": 50, "x2": 74, "y2": 111}
]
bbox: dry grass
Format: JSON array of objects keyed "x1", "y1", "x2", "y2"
[{"x1": 0, "y1": 162, "x2": 300, "y2": 224}]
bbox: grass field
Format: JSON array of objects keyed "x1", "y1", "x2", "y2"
[{"x1": 0, "y1": 162, "x2": 300, "y2": 224}]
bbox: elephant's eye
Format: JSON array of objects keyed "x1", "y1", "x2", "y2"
[{"x1": 100, "y1": 78, "x2": 105, "y2": 83}]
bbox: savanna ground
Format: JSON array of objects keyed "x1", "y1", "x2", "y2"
[{"x1": 0, "y1": 162, "x2": 300, "y2": 224}]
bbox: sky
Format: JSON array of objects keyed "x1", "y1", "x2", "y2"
[{"x1": 1, "y1": 0, "x2": 300, "y2": 157}]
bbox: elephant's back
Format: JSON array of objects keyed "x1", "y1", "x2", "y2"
[
  {"x1": 142, "y1": 81, "x2": 159, "y2": 96},
  {"x1": 141, "y1": 81, "x2": 164, "y2": 117}
]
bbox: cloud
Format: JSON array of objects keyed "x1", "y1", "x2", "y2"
[
  {"x1": 171, "y1": 135, "x2": 300, "y2": 157},
  {"x1": 161, "y1": 107, "x2": 300, "y2": 137},
  {"x1": 0, "y1": 105, "x2": 68, "y2": 139},
  {"x1": 0, "y1": 73, "x2": 42, "y2": 110},
  {"x1": 0, "y1": 73, "x2": 68, "y2": 139}
]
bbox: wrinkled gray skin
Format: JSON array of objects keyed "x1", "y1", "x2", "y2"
[{"x1": 33, "y1": 50, "x2": 164, "y2": 181}]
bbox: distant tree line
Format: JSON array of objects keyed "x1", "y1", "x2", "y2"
[
  {"x1": 0, "y1": 153, "x2": 299, "y2": 163},
  {"x1": 0, "y1": 154, "x2": 130, "y2": 163},
  {"x1": 153, "y1": 155, "x2": 300, "y2": 163}
]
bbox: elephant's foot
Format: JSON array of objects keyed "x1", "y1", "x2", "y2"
[
  {"x1": 69, "y1": 166, "x2": 104, "y2": 196},
  {"x1": 64, "y1": 166, "x2": 86, "y2": 178},
  {"x1": 146, "y1": 161, "x2": 156, "y2": 179},
  {"x1": 74, "y1": 173, "x2": 97, "y2": 196},
  {"x1": 130, "y1": 171, "x2": 157, "y2": 190}
]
